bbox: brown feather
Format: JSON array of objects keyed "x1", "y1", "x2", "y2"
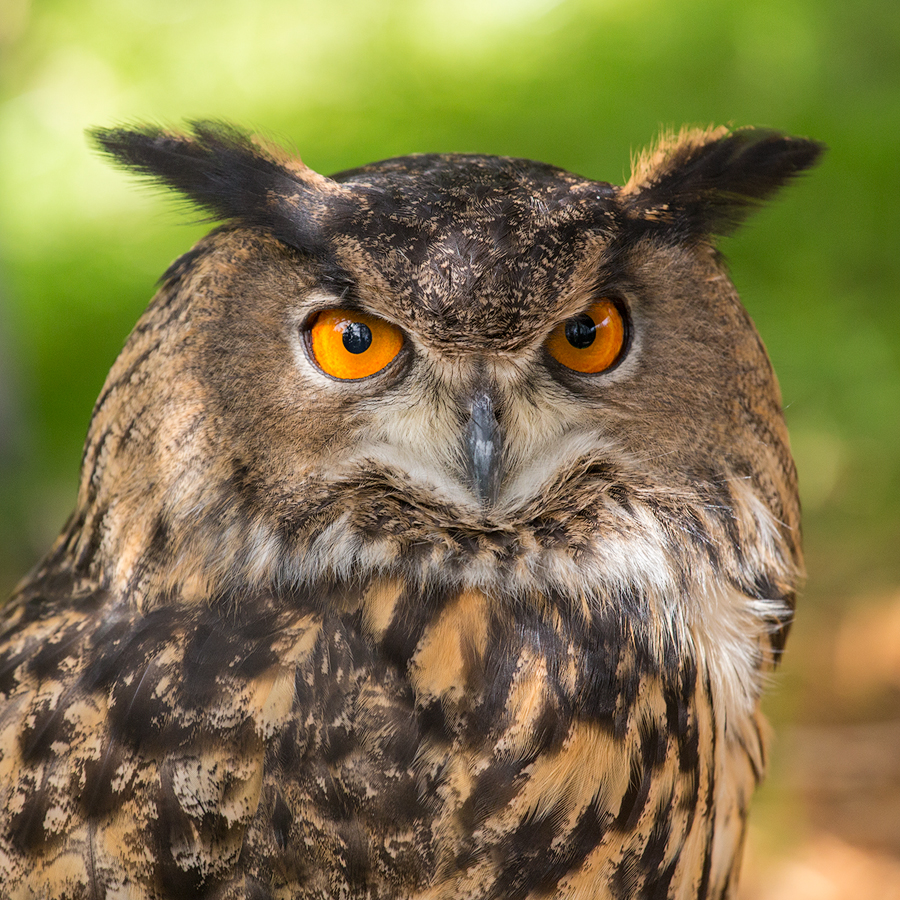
[{"x1": 0, "y1": 123, "x2": 820, "y2": 898}]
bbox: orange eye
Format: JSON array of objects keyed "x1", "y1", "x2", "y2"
[
  {"x1": 307, "y1": 309, "x2": 404, "y2": 380},
  {"x1": 545, "y1": 299, "x2": 626, "y2": 374}
]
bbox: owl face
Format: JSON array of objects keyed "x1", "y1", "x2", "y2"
[
  {"x1": 192, "y1": 213, "x2": 743, "y2": 517},
  {"x1": 77, "y1": 124, "x2": 819, "y2": 611}
]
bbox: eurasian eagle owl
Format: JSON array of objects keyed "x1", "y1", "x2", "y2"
[{"x1": 0, "y1": 123, "x2": 822, "y2": 899}]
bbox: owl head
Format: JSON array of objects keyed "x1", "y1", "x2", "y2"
[{"x1": 53, "y1": 123, "x2": 819, "y2": 638}]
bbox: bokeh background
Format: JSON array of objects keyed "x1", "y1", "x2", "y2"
[{"x1": 1, "y1": 0, "x2": 898, "y2": 894}]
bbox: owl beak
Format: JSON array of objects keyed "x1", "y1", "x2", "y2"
[{"x1": 464, "y1": 391, "x2": 503, "y2": 507}]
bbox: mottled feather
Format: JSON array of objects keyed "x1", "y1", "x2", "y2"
[{"x1": 0, "y1": 123, "x2": 821, "y2": 899}]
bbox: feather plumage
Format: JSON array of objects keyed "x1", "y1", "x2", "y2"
[{"x1": 0, "y1": 124, "x2": 820, "y2": 898}]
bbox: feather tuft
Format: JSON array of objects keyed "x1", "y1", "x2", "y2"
[{"x1": 620, "y1": 125, "x2": 825, "y2": 239}]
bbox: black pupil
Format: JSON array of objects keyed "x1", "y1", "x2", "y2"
[
  {"x1": 565, "y1": 314, "x2": 596, "y2": 349},
  {"x1": 342, "y1": 322, "x2": 373, "y2": 354}
]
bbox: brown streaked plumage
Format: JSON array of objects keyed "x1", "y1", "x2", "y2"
[{"x1": 0, "y1": 122, "x2": 822, "y2": 899}]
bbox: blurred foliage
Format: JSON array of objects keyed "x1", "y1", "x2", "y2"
[{"x1": 0, "y1": 0, "x2": 898, "y2": 883}]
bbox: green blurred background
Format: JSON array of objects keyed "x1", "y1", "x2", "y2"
[{"x1": 1, "y1": 0, "x2": 898, "y2": 893}]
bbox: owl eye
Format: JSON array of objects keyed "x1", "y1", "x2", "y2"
[
  {"x1": 307, "y1": 308, "x2": 404, "y2": 380},
  {"x1": 545, "y1": 299, "x2": 626, "y2": 374}
]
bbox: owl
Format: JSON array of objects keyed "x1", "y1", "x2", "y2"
[{"x1": 0, "y1": 122, "x2": 821, "y2": 899}]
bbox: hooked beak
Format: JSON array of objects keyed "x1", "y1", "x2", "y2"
[{"x1": 464, "y1": 391, "x2": 503, "y2": 507}]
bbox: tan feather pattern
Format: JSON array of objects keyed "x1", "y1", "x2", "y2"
[{"x1": 1, "y1": 573, "x2": 763, "y2": 898}]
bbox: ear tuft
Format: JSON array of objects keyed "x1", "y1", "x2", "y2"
[
  {"x1": 620, "y1": 126, "x2": 825, "y2": 239},
  {"x1": 90, "y1": 121, "x2": 337, "y2": 255}
]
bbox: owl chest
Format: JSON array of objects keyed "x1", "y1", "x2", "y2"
[
  {"x1": 0, "y1": 584, "x2": 743, "y2": 899},
  {"x1": 297, "y1": 585, "x2": 736, "y2": 899}
]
